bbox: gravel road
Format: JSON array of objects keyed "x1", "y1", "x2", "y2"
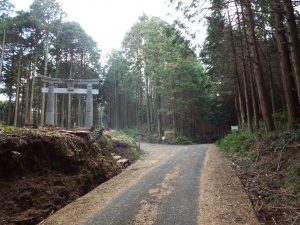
[
  {"x1": 41, "y1": 143, "x2": 258, "y2": 225},
  {"x1": 83, "y1": 144, "x2": 208, "y2": 225}
]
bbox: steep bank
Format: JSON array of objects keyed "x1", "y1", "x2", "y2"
[
  {"x1": 0, "y1": 127, "x2": 140, "y2": 225},
  {"x1": 217, "y1": 130, "x2": 300, "y2": 225}
]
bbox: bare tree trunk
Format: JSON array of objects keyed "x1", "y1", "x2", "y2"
[
  {"x1": 269, "y1": 63, "x2": 277, "y2": 115},
  {"x1": 29, "y1": 47, "x2": 38, "y2": 125},
  {"x1": 272, "y1": 0, "x2": 298, "y2": 129},
  {"x1": 24, "y1": 69, "x2": 30, "y2": 125},
  {"x1": 146, "y1": 78, "x2": 151, "y2": 133},
  {"x1": 235, "y1": 90, "x2": 241, "y2": 126},
  {"x1": 7, "y1": 52, "x2": 15, "y2": 125},
  {"x1": 282, "y1": 0, "x2": 300, "y2": 102},
  {"x1": 41, "y1": 31, "x2": 49, "y2": 126},
  {"x1": 114, "y1": 63, "x2": 119, "y2": 129},
  {"x1": 242, "y1": 0, "x2": 275, "y2": 132},
  {"x1": 157, "y1": 92, "x2": 163, "y2": 137},
  {"x1": 228, "y1": 12, "x2": 247, "y2": 127},
  {"x1": 139, "y1": 75, "x2": 143, "y2": 131},
  {"x1": 13, "y1": 52, "x2": 22, "y2": 127},
  {"x1": 240, "y1": 2, "x2": 259, "y2": 130},
  {"x1": 235, "y1": 3, "x2": 253, "y2": 131},
  {"x1": 0, "y1": 29, "x2": 6, "y2": 80}
]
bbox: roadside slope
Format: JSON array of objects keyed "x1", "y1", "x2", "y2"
[{"x1": 0, "y1": 128, "x2": 138, "y2": 225}]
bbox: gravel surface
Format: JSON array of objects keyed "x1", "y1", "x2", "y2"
[
  {"x1": 198, "y1": 145, "x2": 260, "y2": 225},
  {"x1": 39, "y1": 143, "x2": 184, "y2": 225},
  {"x1": 40, "y1": 143, "x2": 259, "y2": 225}
]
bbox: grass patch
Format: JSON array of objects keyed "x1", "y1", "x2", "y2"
[
  {"x1": 121, "y1": 128, "x2": 139, "y2": 140},
  {"x1": 285, "y1": 164, "x2": 300, "y2": 201},
  {"x1": 130, "y1": 148, "x2": 143, "y2": 160},
  {"x1": 170, "y1": 136, "x2": 193, "y2": 145}
]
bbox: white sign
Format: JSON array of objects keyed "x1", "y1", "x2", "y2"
[{"x1": 231, "y1": 125, "x2": 239, "y2": 132}]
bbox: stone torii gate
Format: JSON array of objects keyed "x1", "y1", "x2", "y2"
[{"x1": 39, "y1": 75, "x2": 100, "y2": 128}]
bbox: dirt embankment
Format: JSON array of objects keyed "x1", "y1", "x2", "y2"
[
  {"x1": 0, "y1": 128, "x2": 139, "y2": 225},
  {"x1": 218, "y1": 131, "x2": 300, "y2": 225}
]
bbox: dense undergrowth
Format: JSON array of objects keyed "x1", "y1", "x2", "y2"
[{"x1": 217, "y1": 128, "x2": 300, "y2": 225}]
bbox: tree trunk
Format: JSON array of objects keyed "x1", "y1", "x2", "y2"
[
  {"x1": 29, "y1": 47, "x2": 38, "y2": 125},
  {"x1": 228, "y1": 12, "x2": 247, "y2": 127},
  {"x1": 7, "y1": 94, "x2": 11, "y2": 124},
  {"x1": 242, "y1": 0, "x2": 275, "y2": 132},
  {"x1": 114, "y1": 63, "x2": 119, "y2": 129},
  {"x1": 41, "y1": 31, "x2": 49, "y2": 126},
  {"x1": 157, "y1": 92, "x2": 163, "y2": 137},
  {"x1": 24, "y1": 69, "x2": 30, "y2": 125},
  {"x1": 0, "y1": 29, "x2": 6, "y2": 80},
  {"x1": 240, "y1": 2, "x2": 259, "y2": 130},
  {"x1": 146, "y1": 78, "x2": 152, "y2": 133},
  {"x1": 272, "y1": 0, "x2": 298, "y2": 129},
  {"x1": 13, "y1": 52, "x2": 22, "y2": 127},
  {"x1": 139, "y1": 75, "x2": 143, "y2": 132},
  {"x1": 269, "y1": 63, "x2": 277, "y2": 115},
  {"x1": 235, "y1": 3, "x2": 253, "y2": 131},
  {"x1": 282, "y1": 0, "x2": 300, "y2": 103}
]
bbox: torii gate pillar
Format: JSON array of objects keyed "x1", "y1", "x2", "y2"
[
  {"x1": 85, "y1": 84, "x2": 93, "y2": 128},
  {"x1": 46, "y1": 82, "x2": 55, "y2": 125}
]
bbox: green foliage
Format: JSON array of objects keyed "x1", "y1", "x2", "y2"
[
  {"x1": 96, "y1": 134, "x2": 114, "y2": 151},
  {"x1": 130, "y1": 148, "x2": 143, "y2": 160},
  {"x1": 273, "y1": 111, "x2": 287, "y2": 123},
  {"x1": 216, "y1": 131, "x2": 257, "y2": 153},
  {"x1": 104, "y1": 15, "x2": 228, "y2": 136},
  {"x1": 122, "y1": 128, "x2": 139, "y2": 140},
  {"x1": 47, "y1": 131, "x2": 62, "y2": 137},
  {"x1": 216, "y1": 131, "x2": 259, "y2": 170},
  {"x1": 170, "y1": 136, "x2": 193, "y2": 145},
  {"x1": 280, "y1": 129, "x2": 300, "y2": 145},
  {"x1": 285, "y1": 165, "x2": 300, "y2": 200},
  {"x1": 3, "y1": 125, "x2": 17, "y2": 133}
]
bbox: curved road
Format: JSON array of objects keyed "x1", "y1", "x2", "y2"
[{"x1": 82, "y1": 144, "x2": 208, "y2": 225}]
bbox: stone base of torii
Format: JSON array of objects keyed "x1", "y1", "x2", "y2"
[{"x1": 39, "y1": 76, "x2": 100, "y2": 129}]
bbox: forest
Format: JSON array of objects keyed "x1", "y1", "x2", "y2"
[
  {"x1": 0, "y1": 0, "x2": 300, "y2": 224},
  {"x1": 0, "y1": 0, "x2": 300, "y2": 139}
]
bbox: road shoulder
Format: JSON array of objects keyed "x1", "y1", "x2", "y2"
[{"x1": 198, "y1": 145, "x2": 260, "y2": 225}]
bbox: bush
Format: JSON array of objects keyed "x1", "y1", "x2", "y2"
[
  {"x1": 170, "y1": 136, "x2": 193, "y2": 145},
  {"x1": 285, "y1": 164, "x2": 300, "y2": 200},
  {"x1": 216, "y1": 131, "x2": 256, "y2": 153},
  {"x1": 121, "y1": 128, "x2": 139, "y2": 140}
]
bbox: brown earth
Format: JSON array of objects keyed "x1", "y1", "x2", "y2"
[{"x1": 0, "y1": 128, "x2": 138, "y2": 225}]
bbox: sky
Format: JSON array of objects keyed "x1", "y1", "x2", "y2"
[
  {"x1": 11, "y1": 0, "x2": 202, "y2": 62},
  {"x1": 1, "y1": 0, "x2": 207, "y2": 101}
]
